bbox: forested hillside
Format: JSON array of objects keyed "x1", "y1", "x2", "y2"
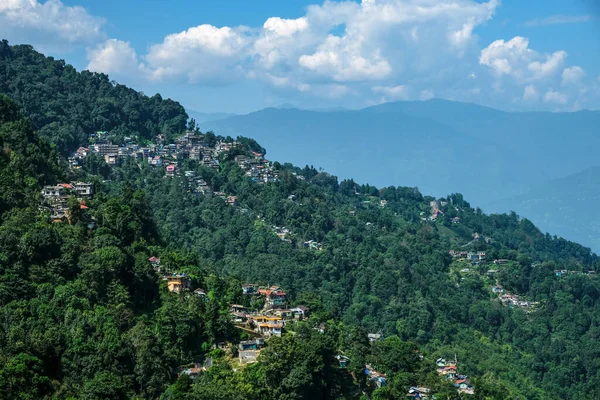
[
  {"x1": 1, "y1": 42, "x2": 600, "y2": 400},
  {"x1": 203, "y1": 100, "x2": 600, "y2": 252},
  {"x1": 0, "y1": 40, "x2": 188, "y2": 152},
  {"x1": 486, "y1": 166, "x2": 600, "y2": 254}
]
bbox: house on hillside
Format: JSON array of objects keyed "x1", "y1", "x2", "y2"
[
  {"x1": 407, "y1": 386, "x2": 431, "y2": 399},
  {"x1": 258, "y1": 322, "x2": 283, "y2": 337},
  {"x1": 290, "y1": 305, "x2": 309, "y2": 319},
  {"x1": 365, "y1": 364, "x2": 386, "y2": 388},
  {"x1": 42, "y1": 184, "x2": 70, "y2": 199},
  {"x1": 163, "y1": 274, "x2": 191, "y2": 293},
  {"x1": 194, "y1": 288, "x2": 208, "y2": 300},
  {"x1": 72, "y1": 182, "x2": 94, "y2": 198},
  {"x1": 226, "y1": 196, "x2": 238, "y2": 206},
  {"x1": 467, "y1": 251, "x2": 486, "y2": 265},
  {"x1": 336, "y1": 355, "x2": 350, "y2": 368},
  {"x1": 148, "y1": 256, "x2": 161, "y2": 271},
  {"x1": 178, "y1": 365, "x2": 202, "y2": 379},
  {"x1": 242, "y1": 284, "x2": 259, "y2": 295},
  {"x1": 238, "y1": 339, "x2": 265, "y2": 364},
  {"x1": 368, "y1": 333, "x2": 382, "y2": 342},
  {"x1": 104, "y1": 153, "x2": 117, "y2": 165},
  {"x1": 166, "y1": 164, "x2": 176, "y2": 177}
]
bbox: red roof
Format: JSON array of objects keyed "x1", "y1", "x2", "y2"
[
  {"x1": 80, "y1": 204, "x2": 88, "y2": 210},
  {"x1": 59, "y1": 183, "x2": 73, "y2": 189}
]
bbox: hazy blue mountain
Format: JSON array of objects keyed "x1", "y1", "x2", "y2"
[
  {"x1": 486, "y1": 167, "x2": 600, "y2": 253},
  {"x1": 187, "y1": 109, "x2": 236, "y2": 124},
  {"x1": 204, "y1": 100, "x2": 600, "y2": 205}
]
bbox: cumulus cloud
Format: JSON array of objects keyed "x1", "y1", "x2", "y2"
[
  {"x1": 86, "y1": 0, "x2": 498, "y2": 92},
  {"x1": 372, "y1": 85, "x2": 409, "y2": 100},
  {"x1": 144, "y1": 24, "x2": 250, "y2": 84},
  {"x1": 562, "y1": 66, "x2": 586, "y2": 86},
  {"x1": 479, "y1": 36, "x2": 566, "y2": 81},
  {"x1": 299, "y1": 36, "x2": 392, "y2": 81},
  {"x1": 0, "y1": 0, "x2": 105, "y2": 50},
  {"x1": 522, "y1": 84, "x2": 539, "y2": 102},
  {"x1": 544, "y1": 89, "x2": 568, "y2": 105},
  {"x1": 86, "y1": 39, "x2": 143, "y2": 77},
  {"x1": 528, "y1": 50, "x2": 567, "y2": 80},
  {"x1": 7, "y1": 0, "x2": 594, "y2": 111}
]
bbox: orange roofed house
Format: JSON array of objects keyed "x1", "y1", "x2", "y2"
[{"x1": 163, "y1": 274, "x2": 191, "y2": 293}]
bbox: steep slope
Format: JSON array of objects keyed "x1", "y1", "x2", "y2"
[
  {"x1": 487, "y1": 166, "x2": 600, "y2": 252},
  {"x1": 0, "y1": 95, "x2": 61, "y2": 215},
  {"x1": 3, "y1": 43, "x2": 600, "y2": 399},
  {"x1": 0, "y1": 40, "x2": 188, "y2": 152}
]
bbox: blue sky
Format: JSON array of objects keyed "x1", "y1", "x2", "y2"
[{"x1": 2, "y1": 0, "x2": 600, "y2": 114}]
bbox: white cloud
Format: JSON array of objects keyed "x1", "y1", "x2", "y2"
[
  {"x1": 372, "y1": 84, "x2": 409, "y2": 100},
  {"x1": 562, "y1": 66, "x2": 586, "y2": 86},
  {"x1": 528, "y1": 50, "x2": 567, "y2": 79},
  {"x1": 263, "y1": 16, "x2": 309, "y2": 36},
  {"x1": 86, "y1": 39, "x2": 143, "y2": 77},
  {"x1": 88, "y1": 0, "x2": 498, "y2": 91},
  {"x1": 544, "y1": 89, "x2": 568, "y2": 104},
  {"x1": 0, "y1": 0, "x2": 105, "y2": 49},
  {"x1": 480, "y1": 36, "x2": 567, "y2": 83},
  {"x1": 12, "y1": 0, "x2": 593, "y2": 111},
  {"x1": 522, "y1": 84, "x2": 539, "y2": 102},
  {"x1": 299, "y1": 35, "x2": 392, "y2": 81},
  {"x1": 480, "y1": 37, "x2": 532, "y2": 77},
  {"x1": 144, "y1": 25, "x2": 250, "y2": 84}
]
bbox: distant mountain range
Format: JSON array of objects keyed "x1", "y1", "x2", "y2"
[
  {"x1": 203, "y1": 99, "x2": 600, "y2": 252},
  {"x1": 485, "y1": 167, "x2": 600, "y2": 253},
  {"x1": 187, "y1": 109, "x2": 236, "y2": 124}
]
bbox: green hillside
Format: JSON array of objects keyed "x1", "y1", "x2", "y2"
[
  {"x1": 0, "y1": 42, "x2": 599, "y2": 400},
  {"x1": 0, "y1": 40, "x2": 188, "y2": 153}
]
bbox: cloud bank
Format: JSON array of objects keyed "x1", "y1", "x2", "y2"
[{"x1": 1, "y1": 0, "x2": 597, "y2": 111}]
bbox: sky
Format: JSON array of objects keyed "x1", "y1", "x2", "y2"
[{"x1": 1, "y1": 0, "x2": 600, "y2": 114}]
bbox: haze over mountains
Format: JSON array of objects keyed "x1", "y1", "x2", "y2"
[{"x1": 203, "y1": 99, "x2": 600, "y2": 252}]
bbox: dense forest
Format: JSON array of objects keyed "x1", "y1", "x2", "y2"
[
  {"x1": 0, "y1": 40, "x2": 188, "y2": 153},
  {"x1": 1, "y1": 41, "x2": 600, "y2": 400}
]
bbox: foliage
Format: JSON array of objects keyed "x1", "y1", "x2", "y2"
[
  {"x1": 1, "y1": 43, "x2": 600, "y2": 400},
  {"x1": 0, "y1": 40, "x2": 188, "y2": 153}
]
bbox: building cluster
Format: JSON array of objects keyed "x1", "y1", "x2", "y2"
[
  {"x1": 234, "y1": 152, "x2": 279, "y2": 184},
  {"x1": 69, "y1": 130, "x2": 236, "y2": 172},
  {"x1": 498, "y1": 292, "x2": 538, "y2": 311},
  {"x1": 449, "y1": 250, "x2": 487, "y2": 265},
  {"x1": 554, "y1": 269, "x2": 596, "y2": 278},
  {"x1": 230, "y1": 284, "x2": 310, "y2": 346},
  {"x1": 436, "y1": 358, "x2": 475, "y2": 395},
  {"x1": 41, "y1": 182, "x2": 94, "y2": 221}
]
